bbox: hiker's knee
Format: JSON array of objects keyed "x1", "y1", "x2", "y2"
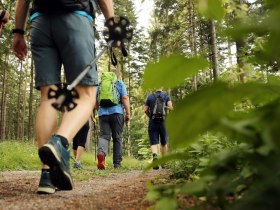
[
  {"x1": 39, "y1": 85, "x2": 57, "y2": 102},
  {"x1": 76, "y1": 85, "x2": 97, "y2": 100}
]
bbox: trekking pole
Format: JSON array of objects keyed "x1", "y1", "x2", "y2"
[
  {"x1": 48, "y1": 16, "x2": 133, "y2": 112},
  {"x1": 93, "y1": 120, "x2": 97, "y2": 160},
  {"x1": 126, "y1": 122, "x2": 131, "y2": 156}
]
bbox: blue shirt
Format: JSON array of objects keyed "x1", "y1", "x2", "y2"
[
  {"x1": 145, "y1": 91, "x2": 171, "y2": 119},
  {"x1": 97, "y1": 80, "x2": 128, "y2": 116}
]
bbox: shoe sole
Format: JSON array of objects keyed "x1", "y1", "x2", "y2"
[
  {"x1": 37, "y1": 186, "x2": 56, "y2": 194},
  {"x1": 97, "y1": 153, "x2": 105, "y2": 170},
  {"x1": 39, "y1": 145, "x2": 73, "y2": 190}
]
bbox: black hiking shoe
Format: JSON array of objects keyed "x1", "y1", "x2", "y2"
[
  {"x1": 114, "y1": 164, "x2": 122, "y2": 169},
  {"x1": 37, "y1": 170, "x2": 56, "y2": 194},
  {"x1": 152, "y1": 153, "x2": 159, "y2": 170},
  {"x1": 38, "y1": 135, "x2": 73, "y2": 190}
]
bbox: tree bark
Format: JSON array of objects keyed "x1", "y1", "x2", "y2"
[
  {"x1": 0, "y1": 55, "x2": 8, "y2": 140},
  {"x1": 210, "y1": 19, "x2": 219, "y2": 80},
  {"x1": 189, "y1": 0, "x2": 198, "y2": 91},
  {"x1": 28, "y1": 59, "x2": 34, "y2": 140}
]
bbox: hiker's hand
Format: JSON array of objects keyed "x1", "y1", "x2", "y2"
[
  {"x1": 0, "y1": 10, "x2": 10, "y2": 23},
  {"x1": 13, "y1": 34, "x2": 27, "y2": 60},
  {"x1": 105, "y1": 17, "x2": 122, "y2": 47},
  {"x1": 125, "y1": 113, "x2": 130, "y2": 125}
]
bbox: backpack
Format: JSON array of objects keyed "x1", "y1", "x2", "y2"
[
  {"x1": 98, "y1": 72, "x2": 120, "y2": 107},
  {"x1": 152, "y1": 92, "x2": 167, "y2": 121},
  {"x1": 31, "y1": 0, "x2": 97, "y2": 18}
]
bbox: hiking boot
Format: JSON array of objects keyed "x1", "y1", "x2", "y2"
[
  {"x1": 74, "y1": 160, "x2": 82, "y2": 170},
  {"x1": 161, "y1": 164, "x2": 167, "y2": 169},
  {"x1": 114, "y1": 164, "x2": 122, "y2": 169},
  {"x1": 37, "y1": 170, "x2": 56, "y2": 194},
  {"x1": 152, "y1": 153, "x2": 159, "y2": 170},
  {"x1": 38, "y1": 135, "x2": 73, "y2": 190},
  {"x1": 97, "y1": 152, "x2": 105, "y2": 170}
]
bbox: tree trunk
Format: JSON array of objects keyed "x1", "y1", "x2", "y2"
[
  {"x1": 210, "y1": 19, "x2": 219, "y2": 80},
  {"x1": 236, "y1": 0, "x2": 246, "y2": 83},
  {"x1": 189, "y1": 0, "x2": 198, "y2": 91},
  {"x1": 0, "y1": 55, "x2": 8, "y2": 140},
  {"x1": 17, "y1": 62, "x2": 23, "y2": 139},
  {"x1": 236, "y1": 40, "x2": 245, "y2": 82},
  {"x1": 28, "y1": 59, "x2": 34, "y2": 141}
]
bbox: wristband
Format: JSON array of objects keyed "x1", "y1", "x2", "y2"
[{"x1": 12, "y1": 28, "x2": 25, "y2": 35}]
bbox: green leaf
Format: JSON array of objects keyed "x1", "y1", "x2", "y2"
[
  {"x1": 144, "y1": 151, "x2": 191, "y2": 171},
  {"x1": 197, "y1": 0, "x2": 225, "y2": 20},
  {"x1": 167, "y1": 82, "x2": 234, "y2": 148},
  {"x1": 180, "y1": 180, "x2": 205, "y2": 194},
  {"x1": 146, "y1": 190, "x2": 160, "y2": 201},
  {"x1": 155, "y1": 197, "x2": 178, "y2": 210},
  {"x1": 167, "y1": 82, "x2": 280, "y2": 148},
  {"x1": 142, "y1": 55, "x2": 208, "y2": 89}
]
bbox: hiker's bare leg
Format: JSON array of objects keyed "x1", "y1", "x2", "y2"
[
  {"x1": 36, "y1": 86, "x2": 59, "y2": 169},
  {"x1": 56, "y1": 85, "x2": 96, "y2": 141},
  {"x1": 73, "y1": 150, "x2": 77, "y2": 158},
  {"x1": 36, "y1": 85, "x2": 96, "y2": 168},
  {"x1": 151, "y1": 144, "x2": 158, "y2": 155},
  {"x1": 75, "y1": 146, "x2": 85, "y2": 162},
  {"x1": 161, "y1": 144, "x2": 168, "y2": 156}
]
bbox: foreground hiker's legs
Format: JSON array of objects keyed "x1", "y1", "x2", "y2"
[
  {"x1": 36, "y1": 86, "x2": 58, "y2": 149},
  {"x1": 56, "y1": 86, "x2": 96, "y2": 140},
  {"x1": 37, "y1": 85, "x2": 96, "y2": 191}
]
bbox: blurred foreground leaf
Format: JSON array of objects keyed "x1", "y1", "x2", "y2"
[{"x1": 143, "y1": 55, "x2": 208, "y2": 89}]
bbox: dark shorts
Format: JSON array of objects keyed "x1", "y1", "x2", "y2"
[
  {"x1": 73, "y1": 122, "x2": 90, "y2": 150},
  {"x1": 30, "y1": 13, "x2": 98, "y2": 89},
  {"x1": 148, "y1": 120, "x2": 168, "y2": 145}
]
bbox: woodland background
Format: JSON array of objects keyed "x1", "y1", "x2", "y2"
[{"x1": 1, "y1": 0, "x2": 280, "y2": 209}]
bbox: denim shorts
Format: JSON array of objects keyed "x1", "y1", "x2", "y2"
[
  {"x1": 148, "y1": 120, "x2": 168, "y2": 145},
  {"x1": 30, "y1": 13, "x2": 98, "y2": 89}
]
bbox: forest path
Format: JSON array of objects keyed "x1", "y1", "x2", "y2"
[{"x1": 0, "y1": 169, "x2": 169, "y2": 210}]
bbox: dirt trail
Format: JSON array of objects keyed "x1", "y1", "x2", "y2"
[{"x1": 0, "y1": 170, "x2": 169, "y2": 210}]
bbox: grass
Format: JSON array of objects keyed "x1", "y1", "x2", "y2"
[
  {"x1": 0, "y1": 140, "x2": 40, "y2": 170},
  {"x1": 0, "y1": 140, "x2": 149, "y2": 180}
]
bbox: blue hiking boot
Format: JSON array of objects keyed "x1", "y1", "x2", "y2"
[
  {"x1": 38, "y1": 135, "x2": 73, "y2": 190},
  {"x1": 37, "y1": 170, "x2": 56, "y2": 194}
]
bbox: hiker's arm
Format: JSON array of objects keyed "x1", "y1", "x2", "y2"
[
  {"x1": 97, "y1": 0, "x2": 115, "y2": 20},
  {"x1": 144, "y1": 105, "x2": 150, "y2": 117},
  {"x1": 121, "y1": 95, "x2": 130, "y2": 123},
  {"x1": 166, "y1": 101, "x2": 173, "y2": 111},
  {"x1": 12, "y1": 0, "x2": 29, "y2": 60},
  {"x1": 14, "y1": 0, "x2": 29, "y2": 33}
]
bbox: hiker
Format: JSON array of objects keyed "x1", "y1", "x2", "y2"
[
  {"x1": 72, "y1": 121, "x2": 90, "y2": 169},
  {"x1": 95, "y1": 68, "x2": 130, "y2": 169},
  {"x1": 144, "y1": 89, "x2": 173, "y2": 169},
  {"x1": 0, "y1": 9, "x2": 10, "y2": 34},
  {"x1": 12, "y1": 0, "x2": 116, "y2": 194}
]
